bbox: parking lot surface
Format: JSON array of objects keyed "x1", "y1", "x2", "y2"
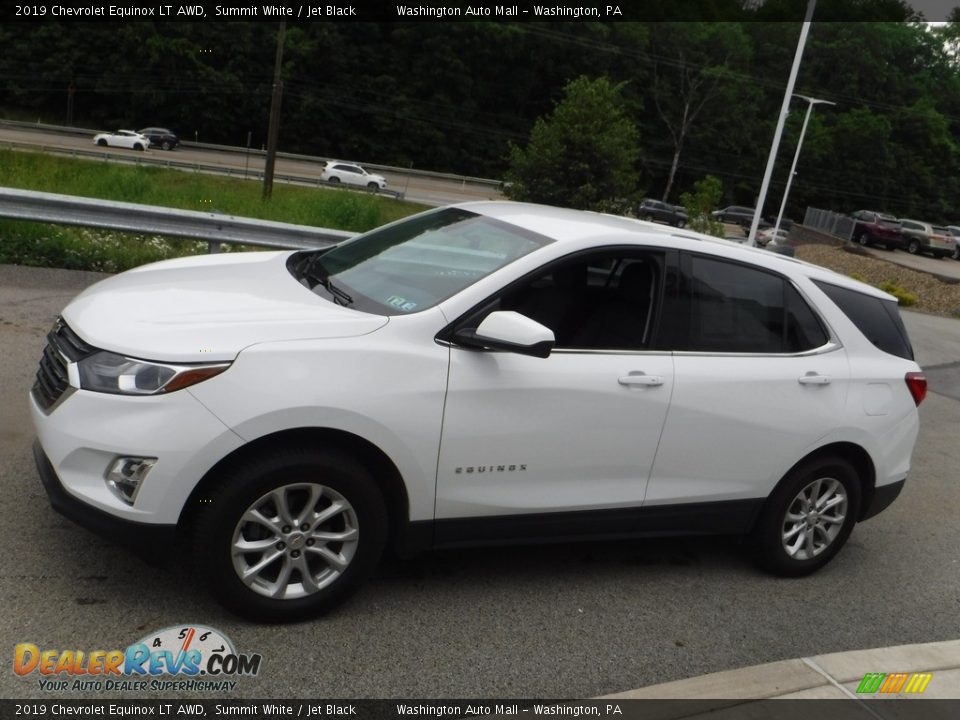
[{"x1": 1, "y1": 263, "x2": 958, "y2": 700}]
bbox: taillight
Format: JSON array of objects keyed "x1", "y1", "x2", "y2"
[{"x1": 905, "y1": 371, "x2": 927, "y2": 406}]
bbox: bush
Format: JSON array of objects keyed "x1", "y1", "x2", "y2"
[{"x1": 877, "y1": 280, "x2": 918, "y2": 306}]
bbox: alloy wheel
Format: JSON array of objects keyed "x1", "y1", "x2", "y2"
[
  {"x1": 231, "y1": 482, "x2": 359, "y2": 600},
  {"x1": 780, "y1": 477, "x2": 848, "y2": 561}
]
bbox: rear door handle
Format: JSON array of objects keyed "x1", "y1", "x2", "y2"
[
  {"x1": 619, "y1": 372, "x2": 664, "y2": 387},
  {"x1": 798, "y1": 372, "x2": 831, "y2": 385}
]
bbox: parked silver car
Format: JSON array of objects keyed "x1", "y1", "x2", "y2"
[{"x1": 898, "y1": 220, "x2": 954, "y2": 258}]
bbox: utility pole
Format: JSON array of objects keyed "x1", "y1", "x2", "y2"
[
  {"x1": 772, "y1": 94, "x2": 835, "y2": 238},
  {"x1": 747, "y1": 0, "x2": 816, "y2": 246},
  {"x1": 262, "y1": 21, "x2": 286, "y2": 199}
]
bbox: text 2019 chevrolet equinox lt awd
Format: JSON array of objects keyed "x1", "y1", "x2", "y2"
[{"x1": 31, "y1": 202, "x2": 926, "y2": 621}]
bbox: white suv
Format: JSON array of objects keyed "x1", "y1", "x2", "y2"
[
  {"x1": 319, "y1": 161, "x2": 387, "y2": 190},
  {"x1": 30, "y1": 202, "x2": 926, "y2": 621}
]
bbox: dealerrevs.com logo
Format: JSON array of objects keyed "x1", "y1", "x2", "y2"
[{"x1": 13, "y1": 625, "x2": 263, "y2": 693}]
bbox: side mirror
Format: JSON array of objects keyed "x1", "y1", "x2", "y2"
[{"x1": 453, "y1": 311, "x2": 555, "y2": 359}]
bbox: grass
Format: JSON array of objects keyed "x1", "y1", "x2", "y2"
[{"x1": 0, "y1": 149, "x2": 428, "y2": 272}]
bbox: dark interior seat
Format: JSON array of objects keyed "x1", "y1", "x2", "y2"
[{"x1": 570, "y1": 262, "x2": 655, "y2": 350}]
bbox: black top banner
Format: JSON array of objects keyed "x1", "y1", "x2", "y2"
[{"x1": 2, "y1": 0, "x2": 957, "y2": 23}]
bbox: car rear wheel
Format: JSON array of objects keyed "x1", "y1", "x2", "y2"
[
  {"x1": 952, "y1": 245, "x2": 959, "y2": 260},
  {"x1": 328, "y1": 177, "x2": 340, "y2": 184},
  {"x1": 97, "y1": 139, "x2": 107, "y2": 147},
  {"x1": 643, "y1": 214, "x2": 654, "y2": 222},
  {"x1": 194, "y1": 446, "x2": 387, "y2": 622},
  {"x1": 856, "y1": 232, "x2": 869, "y2": 246},
  {"x1": 134, "y1": 143, "x2": 144, "y2": 151},
  {"x1": 907, "y1": 239, "x2": 921, "y2": 255},
  {"x1": 751, "y1": 456, "x2": 860, "y2": 577},
  {"x1": 161, "y1": 141, "x2": 171, "y2": 151},
  {"x1": 676, "y1": 220, "x2": 686, "y2": 228}
]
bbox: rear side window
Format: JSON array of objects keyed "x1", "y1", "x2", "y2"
[
  {"x1": 813, "y1": 281, "x2": 914, "y2": 360},
  {"x1": 667, "y1": 255, "x2": 828, "y2": 353}
]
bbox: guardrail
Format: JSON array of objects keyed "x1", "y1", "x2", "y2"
[
  {"x1": 0, "y1": 187, "x2": 357, "y2": 252},
  {"x1": 0, "y1": 118, "x2": 503, "y2": 190}
]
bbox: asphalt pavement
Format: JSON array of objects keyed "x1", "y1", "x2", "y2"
[{"x1": 0, "y1": 263, "x2": 957, "y2": 701}]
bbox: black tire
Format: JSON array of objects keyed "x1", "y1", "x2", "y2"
[
  {"x1": 194, "y1": 446, "x2": 387, "y2": 622},
  {"x1": 907, "y1": 239, "x2": 921, "y2": 255},
  {"x1": 676, "y1": 220, "x2": 686, "y2": 228},
  {"x1": 133, "y1": 143, "x2": 144, "y2": 151},
  {"x1": 643, "y1": 213, "x2": 655, "y2": 222},
  {"x1": 952, "y1": 245, "x2": 959, "y2": 261},
  {"x1": 97, "y1": 139, "x2": 107, "y2": 147},
  {"x1": 751, "y1": 456, "x2": 861, "y2": 577},
  {"x1": 367, "y1": 182, "x2": 379, "y2": 190},
  {"x1": 328, "y1": 177, "x2": 340, "y2": 184},
  {"x1": 161, "y1": 140, "x2": 171, "y2": 151},
  {"x1": 856, "y1": 232, "x2": 870, "y2": 247}
]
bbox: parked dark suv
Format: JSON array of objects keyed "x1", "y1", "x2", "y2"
[
  {"x1": 636, "y1": 199, "x2": 687, "y2": 227},
  {"x1": 712, "y1": 206, "x2": 757, "y2": 227},
  {"x1": 137, "y1": 127, "x2": 179, "y2": 151},
  {"x1": 850, "y1": 210, "x2": 904, "y2": 250}
]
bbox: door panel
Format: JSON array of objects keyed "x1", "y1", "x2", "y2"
[
  {"x1": 436, "y1": 349, "x2": 673, "y2": 519},
  {"x1": 647, "y1": 349, "x2": 849, "y2": 505}
]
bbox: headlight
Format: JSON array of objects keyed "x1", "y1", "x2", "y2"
[{"x1": 77, "y1": 351, "x2": 230, "y2": 396}]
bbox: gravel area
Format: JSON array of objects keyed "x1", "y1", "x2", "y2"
[{"x1": 796, "y1": 244, "x2": 960, "y2": 317}]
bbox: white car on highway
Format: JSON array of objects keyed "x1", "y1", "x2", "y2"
[
  {"x1": 30, "y1": 202, "x2": 925, "y2": 621},
  {"x1": 92, "y1": 129, "x2": 150, "y2": 151},
  {"x1": 320, "y1": 161, "x2": 387, "y2": 190}
]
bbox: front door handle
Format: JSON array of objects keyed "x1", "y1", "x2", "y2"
[
  {"x1": 619, "y1": 372, "x2": 664, "y2": 387},
  {"x1": 798, "y1": 372, "x2": 831, "y2": 386}
]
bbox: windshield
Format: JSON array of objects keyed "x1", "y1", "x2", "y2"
[{"x1": 292, "y1": 208, "x2": 551, "y2": 315}]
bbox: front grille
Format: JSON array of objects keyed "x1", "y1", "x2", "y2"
[{"x1": 32, "y1": 319, "x2": 96, "y2": 412}]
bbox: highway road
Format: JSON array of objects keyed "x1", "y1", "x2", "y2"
[
  {"x1": 0, "y1": 125, "x2": 504, "y2": 207},
  {"x1": 1, "y1": 262, "x2": 959, "y2": 701}
]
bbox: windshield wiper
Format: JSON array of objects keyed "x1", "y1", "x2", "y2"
[
  {"x1": 325, "y1": 278, "x2": 354, "y2": 306},
  {"x1": 301, "y1": 253, "x2": 353, "y2": 306}
]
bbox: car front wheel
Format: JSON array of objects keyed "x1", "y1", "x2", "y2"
[
  {"x1": 195, "y1": 446, "x2": 387, "y2": 622},
  {"x1": 367, "y1": 182, "x2": 379, "y2": 190},
  {"x1": 97, "y1": 139, "x2": 107, "y2": 147},
  {"x1": 952, "y1": 245, "x2": 959, "y2": 260},
  {"x1": 907, "y1": 240, "x2": 921, "y2": 255},
  {"x1": 161, "y1": 141, "x2": 171, "y2": 151},
  {"x1": 751, "y1": 456, "x2": 860, "y2": 577}
]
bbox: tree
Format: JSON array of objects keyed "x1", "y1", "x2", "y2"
[
  {"x1": 503, "y1": 76, "x2": 640, "y2": 211},
  {"x1": 648, "y1": 22, "x2": 754, "y2": 202},
  {"x1": 679, "y1": 175, "x2": 725, "y2": 237}
]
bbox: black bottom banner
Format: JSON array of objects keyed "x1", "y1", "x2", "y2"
[{"x1": 4, "y1": 699, "x2": 960, "y2": 720}]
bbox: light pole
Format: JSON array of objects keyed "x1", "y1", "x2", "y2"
[
  {"x1": 772, "y1": 94, "x2": 835, "y2": 238},
  {"x1": 747, "y1": 0, "x2": 817, "y2": 246}
]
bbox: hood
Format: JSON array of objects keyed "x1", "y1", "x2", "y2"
[{"x1": 63, "y1": 251, "x2": 388, "y2": 362}]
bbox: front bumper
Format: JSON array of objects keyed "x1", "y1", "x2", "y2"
[
  {"x1": 30, "y1": 383, "x2": 244, "y2": 526},
  {"x1": 34, "y1": 440, "x2": 176, "y2": 557}
]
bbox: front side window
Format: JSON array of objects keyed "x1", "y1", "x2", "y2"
[
  {"x1": 291, "y1": 208, "x2": 551, "y2": 315},
  {"x1": 458, "y1": 250, "x2": 664, "y2": 351},
  {"x1": 668, "y1": 255, "x2": 828, "y2": 354}
]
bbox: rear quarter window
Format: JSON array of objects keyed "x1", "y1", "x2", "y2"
[{"x1": 813, "y1": 281, "x2": 914, "y2": 360}]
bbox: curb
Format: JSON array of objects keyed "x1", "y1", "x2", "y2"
[{"x1": 600, "y1": 639, "x2": 960, "y2": 702}]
